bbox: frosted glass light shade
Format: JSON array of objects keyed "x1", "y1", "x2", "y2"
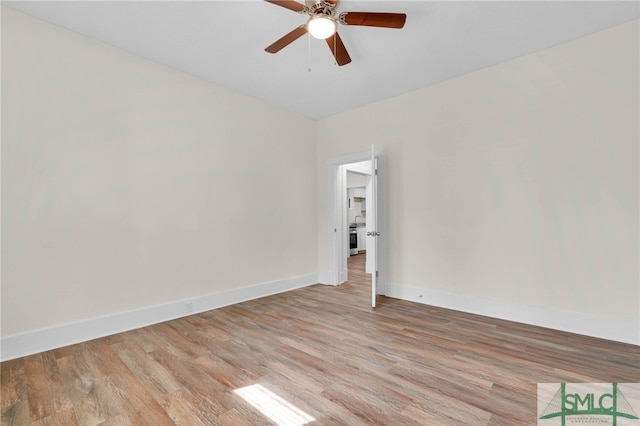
[{"x1": 307, "y1": 15, "x2": 337, "y2": 39}]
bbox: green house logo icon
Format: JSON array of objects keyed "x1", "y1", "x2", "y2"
[{"x1": 538, "y1": 383, "x2": 639, "y2": 425}]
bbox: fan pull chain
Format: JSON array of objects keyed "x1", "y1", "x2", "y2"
[
  {"x1": 334, "y1": 34, "x2": 337, "y2": 66},
  {"x1": 308, "y1": 32, "x2": 312, "y2": 72}
]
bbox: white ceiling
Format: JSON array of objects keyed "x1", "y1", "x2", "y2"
[{"x1": 4, "y1": 1, "x2": 639, "y2": 119}]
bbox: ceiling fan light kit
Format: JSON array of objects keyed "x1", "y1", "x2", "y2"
[
  {"x1": 307, "y1": 14, "x2": 336, "y2": 39},
  {"x1": 265, "y1": 0, "x2": 407, "y2": 66}
]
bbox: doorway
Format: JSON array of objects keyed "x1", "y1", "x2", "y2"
[{"x1": 326, "y1": 148, "x2": 385, "y2": 306}]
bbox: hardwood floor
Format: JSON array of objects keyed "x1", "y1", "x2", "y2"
[{"x1": 2, "y1": 254, "x2": 639, "y2": 425}]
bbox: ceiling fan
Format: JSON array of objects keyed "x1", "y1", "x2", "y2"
[{"x1": 264, "y1": 0, "x2": 407, "y2": 66}]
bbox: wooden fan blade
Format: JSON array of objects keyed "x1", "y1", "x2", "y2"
[
  {"x1": 265, "y1": 25, "x2": 307, "y2": 53},
  {"x1": 325, "y1": 32, "x2": 351, "y2": 66},
  {"x1": 341, "y1": 12, "x2": 406, "y2": 28},
  {"x1": 264, "y1": 0, "x2": 306, "y2": 13}
]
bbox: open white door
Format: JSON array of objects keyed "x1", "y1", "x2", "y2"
[{"x1": 368, "y1": 145, "x2": 379, "y2": 308}]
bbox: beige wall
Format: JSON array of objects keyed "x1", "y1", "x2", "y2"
[
  {"x1": 1, "y1": 8, "x2": 317, "y2": 336},
  {"x1": 317, "y1": 20, "x2": 639, "y2": 338}
]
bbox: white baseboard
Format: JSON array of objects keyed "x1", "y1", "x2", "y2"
[
  {"x1": 386, "y1": 284, "x2": 640, "y2": 346},
  {"x1": 0, "y1": 273, "x2": 318, "y2": 361}
]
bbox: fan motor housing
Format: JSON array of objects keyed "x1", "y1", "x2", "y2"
[{"x1": 305, "y1": 0, "x2": 337, "y2": 16}]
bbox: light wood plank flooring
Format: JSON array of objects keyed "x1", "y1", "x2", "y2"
[{"x1": 2, "y1": 254, "x2": 639, "y2": 425}]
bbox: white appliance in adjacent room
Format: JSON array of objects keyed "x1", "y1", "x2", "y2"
[{"x1": 349, "y1": 225, "x2": 358, "y2": 256}]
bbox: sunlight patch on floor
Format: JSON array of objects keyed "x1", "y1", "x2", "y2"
[{"x1": 233, "y1": 384, "x2": 315, "y2": 426}]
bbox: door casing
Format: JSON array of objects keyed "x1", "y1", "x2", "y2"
[{"x1": 326, "y1": 149, "x2": 386, "y2": 297}]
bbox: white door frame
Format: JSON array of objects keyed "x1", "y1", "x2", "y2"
[{"x1": 326, "y1": 149, "x2": 386, "y2": 296}]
